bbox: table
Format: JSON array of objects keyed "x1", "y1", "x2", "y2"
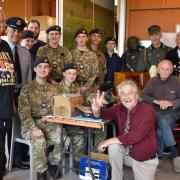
[{"x1": 46, "y1": 116, "x2": 104, "y2": 179}]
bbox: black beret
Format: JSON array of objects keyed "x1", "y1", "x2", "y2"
[
  {"x1": 89, "y1": 28, "x2": 102, "y2": 36},
  {"x1": 46, "y1": 25, "x2": 61, "y2": 34},
  {"x1": 105, "y1": 36, "x2": 116, "y2": 44},
  {"x1": 21, "y1": 30, "x2": 35, "y2": 39},
  {"x1": 74, "y1": 28, "x2": 88, "y2": 39},
  {"x1": 148, "y1": 25, "x2": 161, "y2": 35},
  {"x1": 34, "y1": 56, "x2": 50, "y2": 67},
  {"x1": 63, "y1": 63, "x2": 77, "y2": 72},
  {"x1": 127, "y1": 36, "x2": 139, "y2": 48},
  {"x1": 6, "y1": 17, "x2": 26, "y2": 31}
]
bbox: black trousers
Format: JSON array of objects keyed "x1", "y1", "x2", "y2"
[{"x1": 0, "y1": 119, "x2": 12, "y2": 179}]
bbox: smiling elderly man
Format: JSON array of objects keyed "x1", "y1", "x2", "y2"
[
  {"x1": 141, "y1": 59, "x2": 180, "y2": 172},
  {"x1": 91, "y1": 80, "x2": 158, "y2": 180}
]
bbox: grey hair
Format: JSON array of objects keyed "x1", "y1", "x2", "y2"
[
  {"x1": 157, "y1": 59, "x2": 173, "y2": 72},
  {"x1": 117, "y1": 80, "x2": 139, "y2": 97}
]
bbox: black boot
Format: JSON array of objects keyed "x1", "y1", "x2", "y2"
[
  {"x1": 48, "y1": 164, "x2": 61, "y2": 179},
  {"x1": 37, "y1": 171, "x2": 47, "y2": 180}
]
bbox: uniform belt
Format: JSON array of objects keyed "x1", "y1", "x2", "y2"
[{"x1": 33, "y1": 117, "x2": 42, "y2": 120}]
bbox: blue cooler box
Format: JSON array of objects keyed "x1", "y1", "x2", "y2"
[{"x1": 79, "y1": 156, "x2": 108, "y2": 180}]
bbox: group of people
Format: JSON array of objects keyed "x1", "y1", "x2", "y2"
[{"x1": 0, "y1": 5, "x2": 180, "y2": 180}]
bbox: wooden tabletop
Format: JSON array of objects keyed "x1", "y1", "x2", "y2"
[{"x1": 46, "y1": 117, "x2": 103, "y2": 129}]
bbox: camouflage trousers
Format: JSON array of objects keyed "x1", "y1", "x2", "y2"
[
  {"x1": 67, "y1": 127, "x2": 86, "y2": 162},
  {"x1": 92, "y1": 126, "x2": 107, "y2": 152},
  {"x1": 22, "y1": 119, "x2": 70, "y2": 173}
]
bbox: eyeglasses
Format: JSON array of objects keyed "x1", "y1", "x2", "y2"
[{"x1": 120, "y1": 91, "x2": 136, "y2": 98}]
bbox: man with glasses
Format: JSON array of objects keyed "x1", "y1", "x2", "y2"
[{"x1": 91, "y1": 80, "x2": 158, "y2": 180}]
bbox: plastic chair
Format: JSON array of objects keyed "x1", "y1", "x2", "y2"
[{"x1": 9, "y1": 117, "x2": 34, "y2": 180}]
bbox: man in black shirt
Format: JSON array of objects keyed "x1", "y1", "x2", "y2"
[
  {"x1": 0, "y1": 8, "x2": 15, "y2": 179},
  {"x1": 27, "y1": 19, "x2": 46, "y2": 62}
]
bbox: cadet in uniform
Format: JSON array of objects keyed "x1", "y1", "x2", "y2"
[
  {"x1": 58, "y1": 63, "x2": 86, "y2": 162},
  {"x1": 37, "y1": 25, "x2": 72, "y2": 85},
  {"x1": 137, "y1": 25, "x2": 172, "y2": 73},
  {"x1": 58, "y1": 63, "x2": 80, "y2": 94},
  {"x1": 18, "y1": 57, "x2": 67, "y2": 180},
  {"x1": 71, "y1": 28, "x2": 99, "y2": 97},
  {"x1": 89, "y1": 28, "x2": 106, "y2": 91},
  {"x1": 121, "y1": 36, "x2": 145, "y2": 71}
]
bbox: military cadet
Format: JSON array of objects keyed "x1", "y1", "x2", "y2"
[
  {"x1": 0, "y1": 8, "x2": 15, "y2": 179},
  {"x1": 166, "y1": 31, "x2": 180, "y2": 77},
  {"x1": 121, "y1": 36, "x2": 145, "y2": 71},
  {"x1": 137, "y1": 25, "x2": 172, "y2": 73},
  {"x1": 58, "y1": 63, "x2": 86, "y2": 163},
  {"x1": 37, "y1": 25, "x2": 72, "y2": 85},
  {"x1": 71, "y1": 28, "x2": 99, "y2": 96},
  {"x1": 18, "y1": 57, "x2": 67, "y2": 180},
  {"x1": 104, "y1": 36, "x2": 122, "y2": 83},
  {"x1": 59, "y1": 63, "x2": 80, "y2": 94},
  {"x1": 89, "y1": 28, "x2": 106, "y2": 91}
]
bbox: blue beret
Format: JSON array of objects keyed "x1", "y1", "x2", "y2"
[
  {"x1": 74, "y1": 28, "x2": 88, "y2": 39},
  {"x1": 46, "y1": 25, "x2": 61, "y2": 34},
  {"x1": 89, "y1": 28, "x2": 102, "y2": 35},
  {"x1": 34, "y1": 56, "x2": 50, "y2": 67},
  {"x1": 6, "y1": 17, "x2": 26, "y2": 31},
  {"x1": 63, "y1": 63, "x2": 77, "y2": 72}
]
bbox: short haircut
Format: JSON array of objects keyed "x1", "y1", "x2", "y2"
[
  {"x1": 158, "y1": 59, "x2": 173, "y2": 71},
  {"x1": 117, "y1": 80, "x2": 139, "y2": 97},
  {"x1": 27, "y1": 19, "x2": 40, "y2": 28}
]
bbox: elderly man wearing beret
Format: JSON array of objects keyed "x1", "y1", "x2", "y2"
[
  {"x1": 18, "y1": 56, "x2": 69, "y2": 179},
  {"x1": 37, "y1": 25, "x2": 72, "y2": 85}
]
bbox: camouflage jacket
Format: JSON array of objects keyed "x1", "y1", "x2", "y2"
[
  {"x1": 91, "y1": 48, "x2": 106, "y2": 86},
  {"x1": 58, "y1": 79, "x2": 80, "y2": 94},
  {"x1": 71, "y1": 48, "x2": 99, "y2": 90},
  {"x1": 37, "y1": 44, "x2": 72, "y2": 82},
  {"x1": 18, "y1": 79, "x2": 59, "y2": 134}
]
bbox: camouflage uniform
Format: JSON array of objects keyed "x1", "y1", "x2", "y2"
[
  {"x1": 71, "y1": 48, "x2": 99, "y2": 91},
  {"x1": 37, "y1": 45, "x2": 72, "y2": 82},
  {"x1": 18, "y1": 80, "x2": 69, "y2": 173},
  {"x1": 137, "y1": 43, "x2": 172, "y2": 71},
  {"x1": 58, "y1": 79, "x2": 80, "y2": 94},
  {"x1": 91, "y1": 48, "x2": 106, "y2": 87},
  {"x1": 58, "y1": 79, "x2": 85, "y2": 161}
]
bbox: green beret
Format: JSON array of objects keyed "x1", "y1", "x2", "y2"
[
  {"x1": 127, "y1": 36, "x2": 139, "y2": 48},
  {"x1": 6, "y1": 17, "x2": 26, "y2": 31},
  {"x1": 148, "y1": 25, "x2": 161, "y2": 35},
  {"x1": 105, "y1": 36, "x2": 116, "y2": 44},
  {"x1": 46, "y1": 25, "x2": 61, "y2": 34},
  {"x1": 63, "y1": 63, "x2": 77, "y2": 72},
  {"x1": 34, "y1": 56, "x2": 50, "y2": 67},
  {"x1": 74, "y1": 28, "x2": 88, "y2": 39},
  {"x1": 89, "y1": 28, "x2": 102, "y2": 36},
  {"x1": 21, "y1": 30, "x2": 35, "y2": 39}
]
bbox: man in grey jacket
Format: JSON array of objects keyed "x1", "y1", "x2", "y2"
[{"x1": 141, "y1": 59, "x2": 180, "y2": 172}]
